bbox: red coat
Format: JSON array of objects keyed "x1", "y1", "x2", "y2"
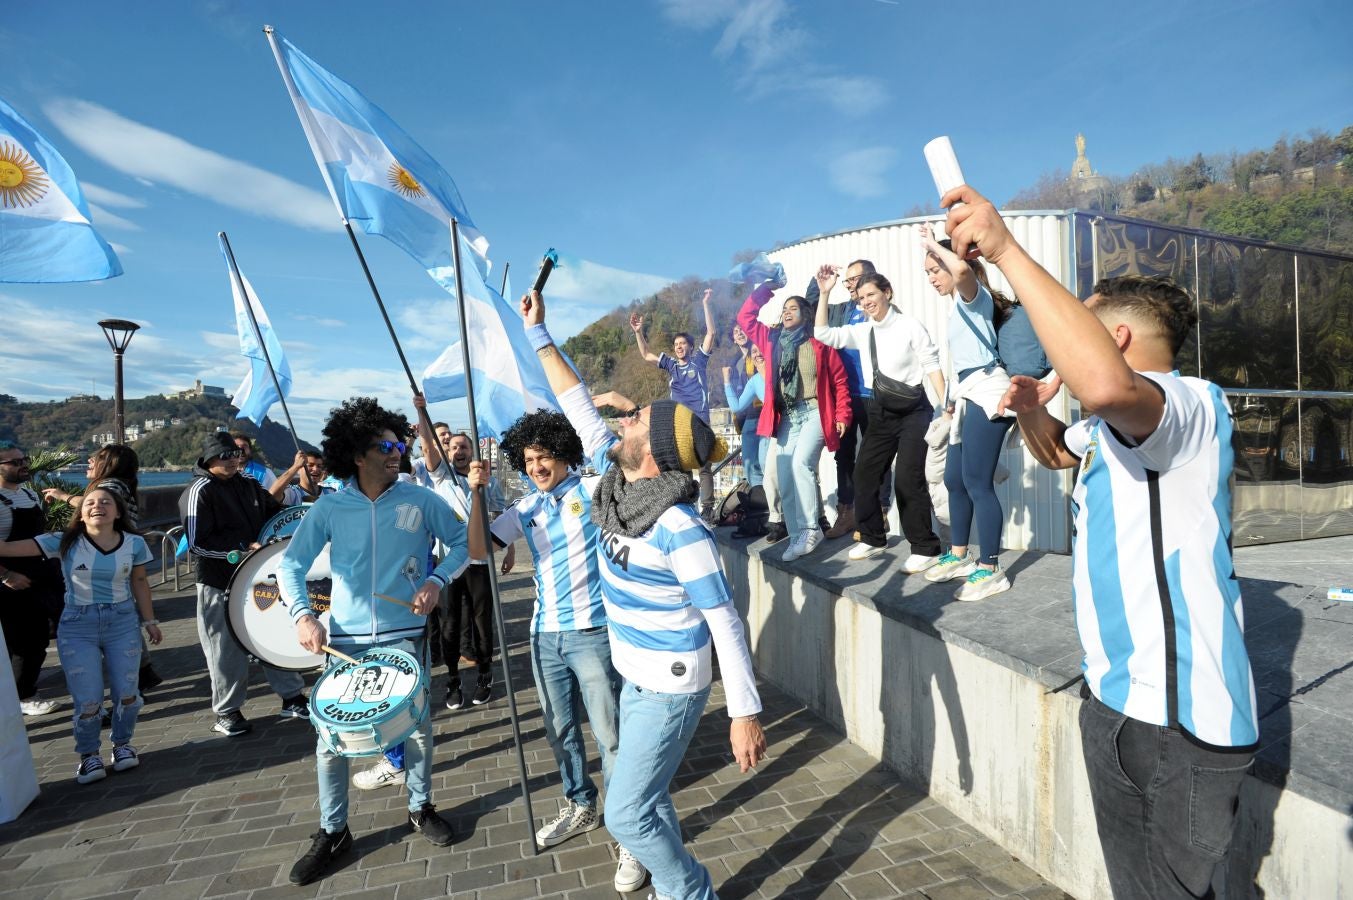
[{"x1": 737, "y1": 285, "x2": 852, "y2": 451}]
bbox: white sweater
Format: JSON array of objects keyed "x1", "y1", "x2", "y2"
[{"x1": 815, "y1": 308, "x2": 941, "y2": 389}]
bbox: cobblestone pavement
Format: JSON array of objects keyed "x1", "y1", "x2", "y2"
[{"x1": 1, "y1": 567, "x2": 1073, "y2": 899}]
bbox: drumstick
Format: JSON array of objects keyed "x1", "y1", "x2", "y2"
[
  {"x1": 373, "y1": 592, "x2": 416, "y2": 610},
  {"x1": 322, "y1": 645, "x2": 362, "y2": 666}
]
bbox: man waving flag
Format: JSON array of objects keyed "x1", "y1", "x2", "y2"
[{"x1": 0, "y1": 95, "x2": 121, "y2": 283}]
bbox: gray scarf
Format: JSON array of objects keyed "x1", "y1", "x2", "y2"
[{"x1": 591, "y1": 467, "x2": 698, "y2": 537}]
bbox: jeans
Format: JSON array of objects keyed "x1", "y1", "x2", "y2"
[
  {"x1": 196, "y1": 583, "x2": 305, "y2": 714},
  {"x1": 773, "y1": 400, "x2": 825, "y2": 536},
  {"x1": 318, "y1": 636, "x2": 433, "y2": 831},
  {"x1": 57, "y1": 601, "x2": 143, "y2": 756},
  {"x1": 944, "y1": 401, "x2": 1015, "y2": 565},
  {"x1": 853, "y1": 398, "x2": 940, "y2": 554},
  {"x1": 531, "y1": 626, "x2": 621, "y2": 807},
  {"x1": 605, "y1": 682, "x2": 714, "y2": 900},
  {"x1": 1079, "y1": 693, "x2": 1254, "y2": 899},
  {"x1": 740, "y1": 418, "x2": 763, "y2": 488}
]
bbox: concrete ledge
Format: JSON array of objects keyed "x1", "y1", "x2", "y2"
[{"x1": 719, "y1": 533, "x2": 1353, "y2": 898}]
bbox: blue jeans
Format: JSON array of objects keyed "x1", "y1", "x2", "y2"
[
  {"x1": 317, "y1": 636, "x2": 432, "y2": 831},
  {"x1": 773, "y1": 400, "x2": 825, "y2": 536},
  {"x1": 605, "y1": 682, "x2": 713, "y2": 900},
  {"x1": 531, "y1": 626, "x2": 621, "y2": 807},
  {"x1": 944, "y1": 401, "x2": 1015, "y2": 565},
  {"x1": 57, "y1": 601, "x2": 143, "y2": 756},
  {"x1": 739, "y1": 418, "x2": 763, "y2": 487}
]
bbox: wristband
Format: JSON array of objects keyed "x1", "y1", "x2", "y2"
[
  {"x1": 526, "y1": 323, "x2": 554, "y2": 351},
  {"x1": 141, "y1": 618, "x2": 160, "y2": 627}
]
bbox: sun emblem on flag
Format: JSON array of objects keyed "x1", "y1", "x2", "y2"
[
  {"x1": 387, "y1": 162, "x2": 426, "y2": 199},
  {"x1": 0, "y1": 141, "x2": 50, "y2": 208}
]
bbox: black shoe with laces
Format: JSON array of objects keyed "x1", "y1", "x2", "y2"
[
  {"x1": 409, "y1": 804, "x2": 455, "y2": 846},
  {"x1": 212, "y1": 710, "x2": 252, "y2": 737},
  {"x1": 445, "y1": 681, "x2": 463, "y2": 711},
  {"x1": 289, "y1": 826, "x2": 353, "y2": 885},
  {"x1": 472, "y1": 675, "x2": 492, "y2": 706},
  {"x1": 279, "y1": 695, "x2": 310, "y2": 720}
]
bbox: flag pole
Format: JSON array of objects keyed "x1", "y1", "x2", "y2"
[
  {"x1": 219, "y1": 231, "x2": 302, "y2": 455},
  {"x1": 499, "y1": 260, "x2": 510, "y2": 297},
  {"x1": 451, "y1": 218, "x2": 539, "y2": 851}
]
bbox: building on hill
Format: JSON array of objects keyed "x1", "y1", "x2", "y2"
[
  {"x1": 65, "y1": 393, "x2": 101, "y2": 402},
  {"x1": 167, "y1": 379, "x2": 228, "y2": 400}
]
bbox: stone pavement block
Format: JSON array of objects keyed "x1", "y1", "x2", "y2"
[
  {"x1": 128, "y1": 873, "x2": 215, "y2": 900},
  {"x1": 975, "y1": 859, "x2": 1048, "y2": 896},
  {"x1": 534, "y1": 871, "x2": 581, "y2": 895},
  {"x1": 366, "y1": 860, "x2": 429, "y2": 887},
  {"x1": 883, "y1": 858, "x2": 945, "y2": 891},
  {"x1": 202, "y1": 864, "x2": 280, "y2": 895},
  {"x1": 1016, "y1": 885, "x2": 1076, "y2": 899},
  {"x1": 174, "y1": 852, "x2": 243, "y2": 880},
  {"x1": 926, "y1": 876, "x2": 1001, "y2": 899},
  {"x1": 447, "y1": 862, "x2": 504, "y2": 890},
  {"x1": 475, "y1": 880, "x2": 541, "y2": 900},
  {"x1": 839, "y1": 871, "x2": 902, "y2": 899},
  {"x1": 44, "y1": 872, "x2": 137, "y2": 900},
  {"x1": 920, "y1": 827, "x2": 983, "y2": 854}
]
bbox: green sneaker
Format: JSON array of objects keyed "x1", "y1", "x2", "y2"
[
  {"x1": 925, "y1": 551, "x2": 977, "y2": 583},
  {"x1": 954, "y1": 566, "x2": 1011, "y2": 601}
]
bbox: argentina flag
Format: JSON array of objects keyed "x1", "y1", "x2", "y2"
[
  {"x1": 264, "y1": 28, "x2": 489, "y2": 283},
  {"x1": 0, "y1": 95, "x2": 121, "y2": 283},
  {"x1": 421, "y1": 233, "x2": 561, "y2": 440},
  {"x1": 220, "y1": 234, "x2": 292, "y2": 426}
]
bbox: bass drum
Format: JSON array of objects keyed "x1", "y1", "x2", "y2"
[
  {"x1": 226, "y1": 538, "x2": 331, "y2": 671},
  {"x1": 259, "y1": 503, "x2": 312, "y2": 544}
]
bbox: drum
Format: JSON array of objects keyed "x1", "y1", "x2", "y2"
[
  {"x1": 225, "y1": 538, "x2": 332, "y2": 671},
  {"x1": 259, "y1": 503, "x2": 311, "y2": 544},
  {"x1": 309, "y1": 647, "x2": 428, "y2": 757}
]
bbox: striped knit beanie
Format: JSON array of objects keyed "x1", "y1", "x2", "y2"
[{"x1": 647, "y1": 400, "x2": 727, "y2": 473}]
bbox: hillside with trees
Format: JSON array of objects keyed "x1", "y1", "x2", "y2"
[
  {"x1": 0, "y1": 392, "x2": 314, "y2": 468},
  {"x1": 1007, "y1": 126, "x2": 1353, "y2": 254}
]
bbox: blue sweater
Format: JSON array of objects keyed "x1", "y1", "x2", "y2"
[{"x1": 278, "y1": 479, "x2": 469, "y2": 646}]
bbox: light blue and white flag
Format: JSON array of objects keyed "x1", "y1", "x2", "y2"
[
  {"x1": 422, "y1": 235, "x2": 561, "y2": 440},
  {"x1": 220, "y1": 235, "x2": 292, "y2": 426},
  {"x1": 0, "y1": 95, "x2": 121, "y2": 283},
  {"x1": 265, "y1": 29, "x2": 489, "y2": 285}
]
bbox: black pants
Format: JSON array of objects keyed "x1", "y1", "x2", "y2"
[
  {"x1": 439, "y1": 564, "x2": 494, "y2": 685},
  {"x1": 833, "y1": 396, "x2": 868, "y2": 506},
  {"x1": 1, "y1": 585, "x2": 52, "y2": 699},
  {"x1": 852, "y1": 398, "x2": 940, "y2": 554}
]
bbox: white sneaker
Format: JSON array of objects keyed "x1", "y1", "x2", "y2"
[
  {"x1": 614, "y1": 845, "x2": 648, "y2": 892},
  {"x1": 924, "y1": 551, "x2": 977, "y2": 583},
  {"x1": 535, "y1": 801, "x2": 600, "y2": 848},
  {"x1": 781, "y1": 532, "x2": 808, "y2": 562},
  {"x1": 954, "y1": 566, "x2": 1012, "y2": 601},
  {"x1": 901, "y1": 553, "x2": 941, "y2": 574},
  {"x1": 847, "y1": 541, "x2": 884, "y2": 561},
  {"x1": 799, "y1": 526, "x2": 824, "y2": 556},
  {"x1": 21, "y1": 698, "x2": 58, "y2": 717},
  {"x1": 353, "y1": 758, "x2": 406, "y2": 790}
]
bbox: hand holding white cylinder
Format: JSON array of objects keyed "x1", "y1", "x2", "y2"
[{"x1": 924, "y1": 136, "x2": 966, "y2": 201}]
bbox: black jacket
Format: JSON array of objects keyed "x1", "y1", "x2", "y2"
[{"x1": 178, "y1": 466, "x2": 283, "y2": 590}]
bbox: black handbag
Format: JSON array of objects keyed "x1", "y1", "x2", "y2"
[{"x1": 869, "y1": 328, "x2": 924, "y2": 412}]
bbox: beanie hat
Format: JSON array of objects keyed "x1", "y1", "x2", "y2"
[
  {"x1": 198, "y1": 431, "x2": 237, "y2": 468},
  {"x1": 647, "y1": 400, "x2": 727, "y2": 474}
]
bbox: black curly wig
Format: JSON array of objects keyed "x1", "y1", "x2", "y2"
[
  {"x1": 321, "y1": 397, "x2": 410, "y2": 480},
  {"x1": 499, "y1": 409, "x2": 585, "y2": 473}
]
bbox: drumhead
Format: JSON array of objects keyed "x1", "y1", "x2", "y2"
[
  {"x1": 226, "y1": 538, "x2": 332, "y2": 670},
  {"x1": 258, "y1": 503, "x2": 312, "y2": 545},
  {"x1": 311, "y1": 647, "x2": 424, "y2": 730}
]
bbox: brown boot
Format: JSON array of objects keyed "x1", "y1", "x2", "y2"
[{"x1": 824, "y1": 503, "x2": 856, "y2": 539}]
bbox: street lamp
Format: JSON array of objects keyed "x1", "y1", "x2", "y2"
[{"x1": 98, "y1": 319, "x2": 140, "y2": 444}]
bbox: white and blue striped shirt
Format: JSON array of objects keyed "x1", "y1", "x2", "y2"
[
  {"x1": 36, "y1": 532, "x2": 151, "y2": 606},
  {"x1": 492, "y1": 472, "x2": 607, "y2": 633},
  {"x1": 1065, "y1": 371, "x2": 1258, "y2": 748}
]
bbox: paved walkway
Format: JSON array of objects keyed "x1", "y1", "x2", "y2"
[{"x1": 1, "y1": 566, "x2": 1072, "y2": 899}]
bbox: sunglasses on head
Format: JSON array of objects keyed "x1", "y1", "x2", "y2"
[
  {"x1": 0, "y1": 456, "x2": 30, "y2": 465},
  {"x1": 369, "y1": 439, "x2": 407, "y2": 455}
]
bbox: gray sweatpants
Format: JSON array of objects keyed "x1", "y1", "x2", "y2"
[{"x1": 196, "y1": 583, "x2": 305, "y2": 715}]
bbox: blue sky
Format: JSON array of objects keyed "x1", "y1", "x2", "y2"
[{"x1": 3, "y1": 0, "x2": 1351, "y2": 443}]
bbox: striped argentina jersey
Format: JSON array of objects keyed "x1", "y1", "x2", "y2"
[
  {"x1": 36, "y1": 532, "x2": 151, "y2": 606},
  {"x1": 491, "y1": 472, "x2": 607, "y2": 633},
  {"x1": 1064, "y1": 370, "x2": 1258, "y2": 748}
]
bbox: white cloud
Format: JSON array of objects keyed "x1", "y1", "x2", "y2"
[
  {"x1": 82, "y1": 182, "x2": 145, "y2": 209},
  {"x1": 43, "y1": 98, "x2": 338, "y2": 232},
  {"x1": 660, "y1": 0, "x2": 887, "y2": 116},
  {"x1": 292, "y1": 313, "x2": 346, "y2": 328},
  {"x1": 87, "y1": 203, "x2": 140, "y2": 231},
  {"x1": 829, "y1": 146, "x2": 898, "y2": 199}
]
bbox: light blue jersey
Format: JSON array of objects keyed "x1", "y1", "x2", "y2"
[
  {"x1": 37, "y1": 532, "x2": 151, "y2": 606},
  {"x1": 278, "y1": 479, "x2": 469, "y2": 647},
  {"x1": 947, "y1": 283, "x2": 1000, "y2": 373},
  {"x1": 1065, "y1": 371, "x2": 1257, "y2": 748}
]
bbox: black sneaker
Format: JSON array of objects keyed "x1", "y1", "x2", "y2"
[
  {"x1": 445, "y1": 683, "x2": 464, "y2": 711},
  {"x1": 212, "y1": 710, "x2": 252, "y2": 737},
  {"x1": 765, "y1": 521, "x2": 788, "y2": 544},
  {"x1": 289, "y1": 826, "x2": 353, "y2": 885},
  {"x1": 409, "y1": 804, "x2": 455, "y2": 846},
  {"x1": 279, "y1": 695, "x2": 310, "y2": 720},
  {"x1": 471, "y1": 675, "x2": 492, "y2": 706}
]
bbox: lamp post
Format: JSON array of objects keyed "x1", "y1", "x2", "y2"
[{"x1": 98, "y1": 319, "x2": 140, "y2": 445}]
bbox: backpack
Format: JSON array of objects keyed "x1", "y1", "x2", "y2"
[{"x1": 959, "y1": 302, "x2": 1052, "y2": 378}]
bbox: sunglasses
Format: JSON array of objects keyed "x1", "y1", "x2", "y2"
[
  {"x1": 0, "y1": 456, "x2": 30, "y2": 465},
  {"x1": 369, "y1": 440, "x2": 407, "y2": 455},
  {"x1": 616, "y1": 409, "x2": 645, "y2": 426},
  {"x1": 214, "y1": 449, "x2": 244, "y2": 460}
]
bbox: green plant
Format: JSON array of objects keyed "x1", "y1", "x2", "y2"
[{"x1": 26, "y1": 446, "x2": 82, "y2": 531}]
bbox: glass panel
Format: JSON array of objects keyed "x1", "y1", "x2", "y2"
[
  {"x1": 1231, "y1": 395, "x2": 1302, "y2": 545},
  {"x1": 1299, "y1": 399, "x2": 1353, "y2": 540},
  {"x1": 1297, "y1": 255, "x2": 1353, "y2": 392},
  {"x1": 1199, "y1": 242, "x2": 1297, "y2": 389}
]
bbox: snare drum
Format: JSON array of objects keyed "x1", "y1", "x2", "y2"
[
  {"x1": 309, "y1": 647, "x2": 428, "y2": 757},
  {"x1": 225, "y1": 538, "x2": 332, "y2": 670}
]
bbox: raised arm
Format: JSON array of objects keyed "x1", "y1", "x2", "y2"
[
  {"x1": 813, "y1": 265, "x2": 838, "y2": 328},
  {"x1": 413, "y1": 393, "x2": 446, "y2": 473},
  {"x1": 700, "y1": 289, "x2": 715, "y2": 354},
  {"x1": 919, "y1": 222, "x2": 978, "y2": 301},
  {"x1": 629, "y1": 312, "x2": 661, "y2": 364},
  {"x1": 269, "y1": 452, "x2": 307, "y2": 501}
]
